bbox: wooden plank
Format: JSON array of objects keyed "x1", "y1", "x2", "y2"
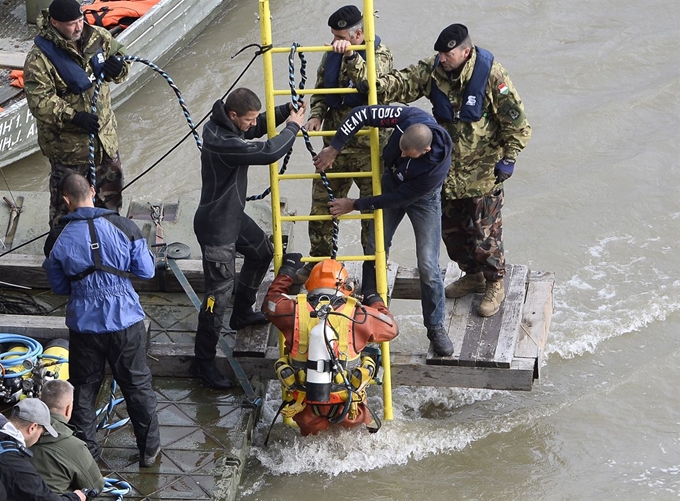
[
  {"x1": 391, "y1": 353, "x2": 535, "y2": 391},
  {"x1": 145, "y1": 344, "x2": 535, "y2": 391},
  {"x1": 0, "y1": 314, "x2": 67, "y2": 338},
  {"x1": 493, "y1": 265, "x2": 529, "y2": 366},
  {"x1": 473, "y1": 299, "x2": 504, "y2": 366},
  {"x1": 0, "y1": 314, "x2": 150, "y2": 341},
  {"x1": 515, "y1": 271, "x2": 554, "y2": 379},
  {"x1": 458, "y1": 307, "x2": 486, "y2": 367},
  {"x1": 0, "y1": 52, "x2": 27, "y2": 69},
  {"x1": 427, "y1": 262, "x2": 464, "y2": 363}
]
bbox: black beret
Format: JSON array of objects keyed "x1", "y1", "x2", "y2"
[
  {"x1": 434, "y1": 23, "x2": 469, "y2": 52},
  {"x1": 49, "y1": 0, "x2": 83, "y2": 22},
  {"x1": 328, "y1": 5, "x2": 362, "y2": 31}
]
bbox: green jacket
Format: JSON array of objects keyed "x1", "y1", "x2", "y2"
[
  {"x1": 24, "y1": 11, "x2": 130, "y2": 165},
  {"x1": 308, "y1": 41, "x2": 393, "y2": 153},
  {"x1": 30, "y1": 412, "x2": 105, "y2": 494},
  {"x1": 346, "y1": 48, "x2": 531, "y2": 199}
]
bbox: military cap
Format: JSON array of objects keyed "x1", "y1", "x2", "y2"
[
  {"x1": 328, "y1": 5, "x2": 362, "y2": 30},
  {"x1": 49, "y1": 0, "x2": 83, "y2": 22},
  {"x1": 434, "y1": 23, "x2": 469, "y2": 52}
]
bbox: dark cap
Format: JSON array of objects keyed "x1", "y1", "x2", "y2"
[
  {"x1": 13, "y1": 398, "x2": 58, "y2": 437},
  {"x1": 434, "y1": 23, "x2": 469, "y2": 52},
  {"x1": 328, "y1": 5, "x2": 362, "y2": 31},
  {"x1": 49, "y1": 0, "x2": 83, "y2": 22}
]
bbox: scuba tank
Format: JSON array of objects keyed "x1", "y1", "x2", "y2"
[
  {"x1": 304, "y1": 319, "x2": 334, "y2": 403},
  {"x1": 41, "y1": 338, "x2": 69, "y2": 381}
]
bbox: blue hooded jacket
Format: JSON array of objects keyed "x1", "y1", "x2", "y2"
[
  {"x1": 329, "y1": 105, "x2": 452, "y2": 210},
  {"x1": 43, "y1": 207, "x2": 154, "y2": 334}
]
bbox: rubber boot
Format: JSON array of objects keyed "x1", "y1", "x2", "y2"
[
  {"x1": 189, "y1": 358, "x2": 235, "y2": 390},
  {"x1": 477, "y1": 280, "x2": 505, "y2": 317},
  {"x1": 229, "y1": 285, "x2": 270, "y2": 330},
  {"x1": 426, "y1": 326, "x2": 454, "y2": 357},
  {"x1": 445, "y1": 271, "x2": 486, "y2": 298}
]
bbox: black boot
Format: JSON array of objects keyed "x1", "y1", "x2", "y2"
[
  {"x1": 189, "y1": 359, "x2": 235, "y2": 389},
  {"x1": 427, "y1": 326, "x2": 454, "y2": 357},
  {"x1": 228, "y1": 285, "x2": 270, "y2": 330}
]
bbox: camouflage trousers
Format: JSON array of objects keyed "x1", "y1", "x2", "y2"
[
  {"x1": 441, "y1": 188, "x2": 506, "y2": 281},
  {"x1": 49, "y1": 152, "x2": 124, "y2": 228},
  {"x1": 308, "y1": 151, "x2": 376, "y2": 257}
]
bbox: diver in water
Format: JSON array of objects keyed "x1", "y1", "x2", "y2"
[{"x1": 262, "y1": 253, "x2": 398, "y2": 435}]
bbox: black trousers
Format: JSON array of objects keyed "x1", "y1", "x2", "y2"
[
  {"x1": 194, "y1": 213, "x2": 273, "y2": 360},
  {"x1": 68, "y1": 321, "x2": 160, "y2": 460}
]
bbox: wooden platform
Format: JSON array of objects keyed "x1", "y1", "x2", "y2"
[
  {"x1": 0, "y1": 262, "x2": 553, "y2": 392},
  {"x1": 0, "y1": 190, "x2": 553, "y2": 392}
]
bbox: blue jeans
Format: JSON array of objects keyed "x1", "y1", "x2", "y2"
[{"x1": 362, "y1": 174, "x2": 445, "y2": 329}]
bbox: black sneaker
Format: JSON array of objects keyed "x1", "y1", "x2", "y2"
[
  {"x1": 189, "y1": 359, "x2": 236, "y2": 389},
  {"x1": 427, "y1": 326, "x2": 454, "y2": 357},
  {"x1": 228, "y1": 310, "x2": 269, "y2": 330}
]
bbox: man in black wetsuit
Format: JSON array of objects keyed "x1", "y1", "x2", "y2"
[{"x1": 190, "y1": 87, "x2": 305, "y2": 389}]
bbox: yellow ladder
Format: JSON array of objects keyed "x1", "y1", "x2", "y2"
[{"x1": 258, "y1": 0, "x2": 393, "y2": 421}]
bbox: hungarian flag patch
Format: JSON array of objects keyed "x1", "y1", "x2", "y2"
[{"x1": 498, "y1": 83, "x2": 509, "y2": 95}]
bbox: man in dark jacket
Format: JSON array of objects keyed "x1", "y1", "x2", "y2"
[
  {"x1": 191, "y1": 87, "x2": 305, "y2": 389},
  {"x1": 0, "y1": 399, "x2": 85, "y2": 500},
  {"x1": 24, "y1": 0, "x2": 131, "y2": 227},
  {"x1": 313, "y1": 104, "x2": 454, "y2": 356},
  {"x1": 43, "y1": 173, "x2": 160, "y2": 467},
  {"x1": 32, "y1": 380, "x2": 105, "y2": 494}
]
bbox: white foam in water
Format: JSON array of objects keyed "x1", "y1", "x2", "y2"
[
  {"x1": 546, "y1": 233, "x2": 680, "y2": 360},
  {"x1": 251, "y1": 384, "x2": 529, "y2": 476}
]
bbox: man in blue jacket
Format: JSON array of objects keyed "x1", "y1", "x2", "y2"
[
  {"x1": 43, "y1": 172, "x2": 160, "y2": 467},
  {"x1": 191, "y1": 88, "x2": 305, "y2": 389},
  {"x1": 313, "y1": 104, "x2": 454, "y2": 356}
]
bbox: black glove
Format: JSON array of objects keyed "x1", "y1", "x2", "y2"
[
  {"x1": 355, "y1": 80, "x2": 369, "y2": 94},
  {"x1": 72, "y1": 111, "x2": 100, "y2": 134},
  {"x1": 494, "y1": 158, "x2": 515, "y2": 183},
  {"x1": 279, "y1": 253, "x2": 303, "y2": 278},
  {"x1": 103, "y1": 55, "x2": 124, "y2": 79}
]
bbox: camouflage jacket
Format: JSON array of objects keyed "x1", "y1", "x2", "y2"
[
  {"x1": 24, "y1": 12, "x2": 130, "y2": 165},
  {"x1": 308, "y1": 41, "x2": 393, "y2": 153},
  {"x1": 346, "y1": 48, "x2": 531, "y2": 198}
]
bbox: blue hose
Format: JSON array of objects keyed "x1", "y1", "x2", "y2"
[{"x1": 0, "y1": 334, "x2": 43, "y2": 378}]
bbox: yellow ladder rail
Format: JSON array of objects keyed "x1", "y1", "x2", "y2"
[{"x1": 258, "y1": 0, "x2": 393, "y2": 421}]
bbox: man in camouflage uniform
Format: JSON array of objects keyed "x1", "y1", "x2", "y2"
[
  {"x1": 300, "y1": 5, "x2": 393, "y2": 278},
  {"x1": 346, "y1": 23, "x2": 531, "y2": 317},
  {"x1": 24, "y1": 0, "x2": 130, "y2": 228}
]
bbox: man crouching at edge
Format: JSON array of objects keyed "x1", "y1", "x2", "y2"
[{"x1": 191, "y1": 87, "x2": 306, "y2": 389}]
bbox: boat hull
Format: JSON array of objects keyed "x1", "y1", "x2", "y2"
[{"x1": 0, "y1": 0, "x2": 228, "y2": 168}]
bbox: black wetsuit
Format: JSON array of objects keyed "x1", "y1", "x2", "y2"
[{"x1": 193, "y1": 99, "x2": 300, "y2": 360}]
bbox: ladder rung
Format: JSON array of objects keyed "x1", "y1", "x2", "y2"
[
  {"x1": 282, "y1": 214, "x2": 376, "y2": 222},
  {"x1": 273, "y1": 88, "x2": 359, "y2": 96},
  {"x1": 270, "y1": 44, "x2": 367, "y2": 54},
  {"x1": 277, "y1": 172, "x2": 373, "y2": 180},
  {"x1": 297, "y1": 129, "x2": 370, "y2": 137}
]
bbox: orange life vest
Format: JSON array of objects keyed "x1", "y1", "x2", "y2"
[{"x1": 83, "y1": 0, "x2": 161, "y2": 30}]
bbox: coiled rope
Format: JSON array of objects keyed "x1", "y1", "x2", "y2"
[
  {"x1": 102, "y1": 477, "x2": 131, "y2": 501},
  {"x1": 87, "y1": 55, "x2": 204, "y2": 189}
]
